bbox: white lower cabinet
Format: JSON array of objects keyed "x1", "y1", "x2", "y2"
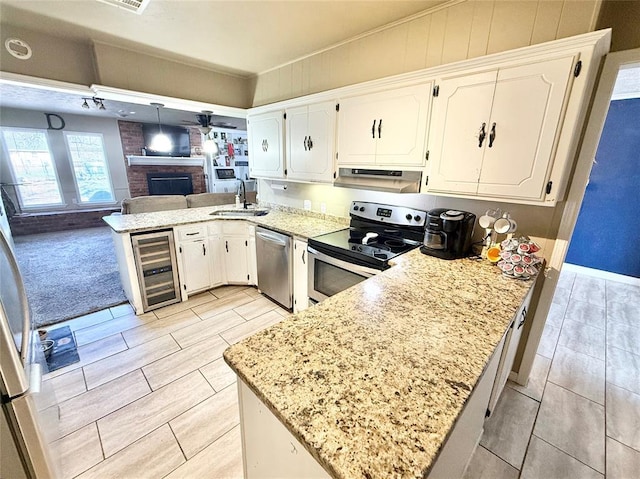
[
  {"x1": 238, "y1": 380, "x2": 331, "y2": 479},
  {"x1": 176, "y1": 224, "x2": 212, "y2": 296},
  {"x1": 221, "y1": 221, "x2": 252, "y2": 285},
  {"x1": 293, "y1": 238, "x2": 308, "y2": 313},
  {"x1": 207, "y1": 234, "x2": 225, "y2": 288},
  {"x1": 247, "y1": 225, "x2": 257, "y2": 286},
  {"x1": 176, "y1": 222, "x2": 253, "y2": 297},
  {"x1": 487, "y1": 287, "x2": 534, "y2": 415},
  {"x1": 179, "y1": 239, "x2": 211, "y2": 295}
]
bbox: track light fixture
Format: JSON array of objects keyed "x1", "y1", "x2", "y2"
[{"x1": 81, "y1": 97, "x2": 106, "y2": 110}]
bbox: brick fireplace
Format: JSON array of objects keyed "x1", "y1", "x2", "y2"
[{"x1": 118, "y1": 121, "x2": 205, "y2": 197}]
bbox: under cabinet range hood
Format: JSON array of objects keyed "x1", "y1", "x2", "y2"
[{"x1": 333, "y1": 168, "x2": 422, "y2": 193}]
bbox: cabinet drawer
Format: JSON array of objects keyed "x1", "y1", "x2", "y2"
[
  {"x1": 221, "y1": 221, "x2": 248, "y2": 236},
  {"x1": 177, "y1": 225, "x2": 206, "y2": 241}
]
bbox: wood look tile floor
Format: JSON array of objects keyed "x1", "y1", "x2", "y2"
[
  {"x1": 465, "y1": 270, "x2": 640, "y2": 479},
  {"x1": 45, "y1": 285, "x2": 286, "y2": 479},
  {"x1": 45, "y1": 273, "x2": 640, "y2": 478}
]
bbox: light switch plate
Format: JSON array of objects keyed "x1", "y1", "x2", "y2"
[{"x1": 303, "y1": 200, "x2": 312, "y2": 211}]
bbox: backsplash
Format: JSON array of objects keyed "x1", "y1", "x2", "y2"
[{"x1": 257, "y1": 179, "x2": 560, "y2": 261}]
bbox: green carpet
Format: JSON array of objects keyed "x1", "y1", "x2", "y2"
[{"x1": 13, "y1": 226, "x2": 127, "y2": 328}]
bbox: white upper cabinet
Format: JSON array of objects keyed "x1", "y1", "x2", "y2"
[
  {"x1": 426, "y1": 55, "x2": 576, "y2": 202},
  {"x1": 248, "y1": 109, "x2": 285, "y2": 179},
  {"x1": 427, "y1": 71, "x2": 497, "y2": 193},
  {"x1": 286, "y1": 101, "x2": 336, "y2": 183},
  {"x1": 337, "y1": 83, "x2": 432, "y2": 168}
]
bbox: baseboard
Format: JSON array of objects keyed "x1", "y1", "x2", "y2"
[{"x1": 562, "y1": 263, "x2": 640, "y2": 286}]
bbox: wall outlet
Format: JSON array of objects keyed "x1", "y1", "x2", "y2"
[
  {"x1": 320, "y1": 202, "x2": 327, "y2": 214},
  {"x1": 303, "y1": 200, "x2": 312, "y2": 211}
]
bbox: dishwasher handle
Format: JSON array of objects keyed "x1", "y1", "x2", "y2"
[{"x1": 256, "y1": 231, "x2": 287, "y2": 247}]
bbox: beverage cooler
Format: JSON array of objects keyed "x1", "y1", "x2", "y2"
[{"x1": 131, "y1": 230, "x2": 181, "y2": 311}]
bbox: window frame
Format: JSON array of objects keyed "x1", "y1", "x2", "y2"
[
  {"x1": 63, "y1": 130, "x2": 117, "y2": 206},
  {"x1": 1, "y1": 127, "x2": 65, "y2": 210}
]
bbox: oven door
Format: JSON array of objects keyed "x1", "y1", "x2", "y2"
[{"x1": 307, "y1": 246, "x2": 379, "y2": 304}]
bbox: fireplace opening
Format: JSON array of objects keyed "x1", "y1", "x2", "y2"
[{"x1": 147, "y1": 173, "x2": 194, "y2": 195}]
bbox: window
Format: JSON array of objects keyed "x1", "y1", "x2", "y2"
[
  {"x1": 64, "y1": 132, "x2": 115, "y2": 204},
  {"x1": 2, "y1": 128, "x2": 63, "y2": 207}
]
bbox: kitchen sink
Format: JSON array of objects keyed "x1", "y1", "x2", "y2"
[{"x1": 209, "y1": 209, "x2": 269, "y2": 217}]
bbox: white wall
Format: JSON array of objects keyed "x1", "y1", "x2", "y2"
[
  {"x1": 252, "y1": 0, "x2": 602, "y2": 105},
  {"x1": 0, "y1": 107, "x2": 129, "y2": 211}
]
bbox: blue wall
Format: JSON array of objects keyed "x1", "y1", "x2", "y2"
[{"x1": 566, "y1": 98, "x2": 640, "y2": 278}]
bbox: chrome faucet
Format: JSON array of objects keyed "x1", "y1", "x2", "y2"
[{"x1": 236, "y1": 178, "x2": 248, "y2": 209}]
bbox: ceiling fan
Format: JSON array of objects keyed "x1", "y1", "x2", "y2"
[{"x1": 182, "y1": 111, "x2": 237, "y2": 135}]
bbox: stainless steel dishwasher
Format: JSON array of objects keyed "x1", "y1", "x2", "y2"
[{"x1": 255, "y1": 226, "x2": 292, "y2": 310}]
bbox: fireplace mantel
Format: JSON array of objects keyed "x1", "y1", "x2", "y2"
[{"x1": 127, "y1": 155, "x2": 204, "y2": 167}]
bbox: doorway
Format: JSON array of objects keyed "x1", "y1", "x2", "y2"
[
  {"x1": 517, "y1": 47, "x2": 640, "y2": 384},
  {"x1": 565, "y1": 66, "x2": 640, "y2": 279}
]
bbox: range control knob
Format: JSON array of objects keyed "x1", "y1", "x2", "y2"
[
  {"x1": 405, "y1": 214, "x2": 413, "y2": 221},
  {"x1": 353, "y1": 205, "x2": 359, "y2": 211},
  {"x1": 359, "y1": 206, "x2": 365, "y2": 212},
  {"x1": 414, "y1": 215, "x2": 422, "y2": 222}
]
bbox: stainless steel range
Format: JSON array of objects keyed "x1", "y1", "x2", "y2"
[{"x1": 307, "y1": 201, "x2": 427, "y2": 303}]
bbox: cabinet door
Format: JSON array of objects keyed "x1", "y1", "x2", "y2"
[
  {"x1": 292, "y1": 239, "x2": 308, "y2": 313},
  {"x1": 372, "y1": 83, "x2": 431, "y2": 167},
  {"x1": 286, "y1": 102, "x2": 336, "y2": 183},
  {"x1": 248, "y1": 110, "x2": 285, "y2": 179},
  {"x1": 180, "y1": 240, "x2": 211, "y2": 294},
  {"x1": 247, "y1": 226, "x2": 257, "y2": 286},
  {"x1": 336, "y1": 93, "x2": 380, "y2": 165},
  {"x1": 224, "y1": 237, "x2": 250, "y2": 284},
  {"x1": 487, "y1": 288, "x2": 533, "y2": 415},
  {"x1": 338, "y1": 84, "x2": 431, "y2": 167},
  {"x1": 426, "y1": 71, "x2": 497, "y2": 194},
  {"x1": 208, "y1": 236, "x2": 225, "y2": 287},
  {"x1": 477, "y1": 56, "x2": 575, "y2": 200}
]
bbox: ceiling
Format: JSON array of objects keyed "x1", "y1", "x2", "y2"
[
  {"x1": 0, "y1": 0, "x2": 446, "y2": 77},
  {"x1": 0, "y1": 0, "x2": 447, "y2": 128},
  {"x1": 0, "y1": 82, "x2": 248, "y2": 128}
]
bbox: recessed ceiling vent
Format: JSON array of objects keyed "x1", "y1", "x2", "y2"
[{"x1": 96, "y1": 0, "x2": 151, "y2": 14}]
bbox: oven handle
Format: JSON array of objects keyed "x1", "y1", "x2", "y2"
[{"x1": 307, "y1": 246, "x2": 379, "y2": 278}]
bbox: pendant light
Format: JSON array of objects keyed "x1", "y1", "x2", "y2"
[{"x1": 149, "y1": 102, "x2": 172, "y2": 153}]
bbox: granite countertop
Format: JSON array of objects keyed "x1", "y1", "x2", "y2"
[
  {"x1": 102, "y1": 204, "x2": 348, "y2": 239},
  {"x1": 224, "y1": 249, "x2": 534, "y2": 479}
]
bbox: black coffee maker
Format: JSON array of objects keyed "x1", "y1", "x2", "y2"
[{"x1": 420, "y1": 208, "x2": 476, "y2": 260}]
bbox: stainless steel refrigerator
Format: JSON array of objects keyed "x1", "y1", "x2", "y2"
[{"x1": 0, "y1": 209, "x2": 61, "y2": 478}]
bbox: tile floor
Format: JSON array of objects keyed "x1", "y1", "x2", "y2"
[
  {"x1": 44, "y1": 285, "x2": 289, "y2": 479},
  {"x1": 464, "y1": 270, "x2": 640, "y2": 479},
  {"x1": 44, "y1": 271, "x2": 640, "y2": 478}
]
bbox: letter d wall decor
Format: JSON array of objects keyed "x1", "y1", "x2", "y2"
[{"x1": 45, "y1": 113, "x2": 65, "y2": 130}]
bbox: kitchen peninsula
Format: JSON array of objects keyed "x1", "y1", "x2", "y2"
[
  {"x1": 224, "y1": 247, "x2": 534, "y2": 478},
  {"x1": 103, "y1": 205, "x2": 535, "y2": 477}
]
